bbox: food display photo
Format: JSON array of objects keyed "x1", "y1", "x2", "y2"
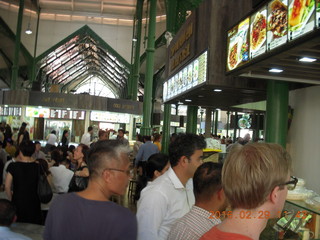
[
  {"x1": 250, "y1": 7, "x2": 267, "y2": 58},
  {"x1": 288, "y1": 0, "x2": 316, "y2": 39},
  {"x1": 226, "y1": 18, "x2": 250, "y2": 71},
  {"x1": 267, "y1": 0, "x2": 288, "y2": 50}
]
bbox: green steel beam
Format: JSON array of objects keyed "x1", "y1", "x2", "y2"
[
  {"x1": 186, "y1": 106, "x2": 198, "y2": 134},
  {"x1": 226, "y1": 111, "x2": 230, "y2": 137},
  {"x1": 265, "y1": 80, "x2": 288, "y2": 148},
  {"x1": 139, "y1": 31, "x2": 166, "y2": 64},
  {"x1": 214, "y1": 109, "x2": 218, "y2": 135},
  {"x1": 30, "y1": 8, "x2": 40, "y2": 84},
  {"x1": 0, "y1": 49, "x2": 13, "y2": 67},
  {"x1": 233, "y1": 112, "x2": 238, "y2": 142},
  {"x1": 140, "y1": 0, "x2": 157, "y2": 136},
  {"x1": 161, "y1": 103, "x2": 171, "y2": 154},
  {"x1": 131, "y1": 0, "x2": 144, "y2": 101}
]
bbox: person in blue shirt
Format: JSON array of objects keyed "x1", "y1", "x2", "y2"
[
  {"x1": 135, "y1": 135, "x2": 159, "y2": 176},
  {"x1": 0, "y1": 198, "x2": 32, "y2": 240}
]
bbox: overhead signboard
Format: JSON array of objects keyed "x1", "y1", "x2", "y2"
[
  {"x1": 26, "y1": 107, "x2": 50, "y2": 118},
  {"x1": 227, "y1": 0, "x2": 317, "y2": 72},
  {"x1": 49, "y1": 109, "x2": 85, "y2": 120},
  {"x1": 90, "y1": 111, "x2": 130, "y2": 124},
  {"x1": 0, "y1": 106, "x2": 22, "y2": 116},
  {"x1": 250, "y1": 7, "x2": 267, "y2": 58},
  {"x1": 226, "y1": 18, "x2": 250, "y2": 71},
  {"x1": 267, "y1": 0, "x2": 288, "y2": 50},
  {"x1": 288, "y1": 0, "x2": 316, "y2": 40},
  {"x1": 163, "y1": 51, "x2": 208, "y2": 102}
]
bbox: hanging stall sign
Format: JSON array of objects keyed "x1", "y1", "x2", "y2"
[
  {"x1": 163, "y1": 51, "x2": 208, "y2": 102},
  {"x1": 90, "y1": 111, "x2": 130, "y2": 124},
  {"x1": 49, "y1": 109, "x2": 85, "y2": 120},
  {"x1": 267, "y1": 0, "x2": 288, "y2": 50},
  {"x1": 317, "y1": 0, "x2": 320, "y2": 27},
  {"x1": 226, "y1": 17, "x2": 250, "y2": 71},
  {"x1": 26, "y1": 107, "x2": 50, "y2": 118},
  {"x1": 0, "y1": 106, "x2": 22, "y2": 116},
  {"x1": 288, "y1": 0, "x2": 316, "y2": 40},
  {"x1": 250, "y1": 7, "x2": 267, "y2": 58}
]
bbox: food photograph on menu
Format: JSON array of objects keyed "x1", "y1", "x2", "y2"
[
  {"x1": 227, "y1": 18, "x2": 250, "y2": 71},
  {"x1": 250, "y1": 7, "x2": 267, "y2": 58},
  {"x1": 267, "y1": 0, "x2": 288, "y2": 50},
  {"x1": 288, "y1": 0, "x2": 316, "y2": 39}
]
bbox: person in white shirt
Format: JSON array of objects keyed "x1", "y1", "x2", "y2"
[
  {"x1": 49, "y1": 156, "x2": 74, "y2": 194},
  {"x1": 136, "y1": 133, "x2": 206, "y2": 240},
  {"x1": 45, "y1": 130, "x2": 57, "y2": 153},
  {"x1": 80, "y1": 126, "x2": 93, "y2": 146},
  {"x1": 168, "y1": 162, "x2": 227, "y2": 240}
]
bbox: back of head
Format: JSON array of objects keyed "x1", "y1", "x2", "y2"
[
  {"x1": 88, "y1": 126, "x2": 93, "y2": 132},
  {"x1": 143, "y1": 135, "x2": 152, "y2": 142},
  {"x1": 222, "y1": 142, "x2": 292, "y2": 209},
  {"x1": 169, "y1": 133, "x2": 206, "y2": 167},
  {"x1": 19, "y1": 140, "x2": 35, "y2": 157},
  {"x1": 51, "y1": 130, "x2": 56, "y2": 135},
  {"x1": 146, "y1": 153, "x2": 169, "y2": 180},
  {"x1": 193, "y1": 162, "x2": 223, "y2": 202},
  {"x1": 0, "y1": 199, "x2": 16, "y2": 226},
  {"x1": 87, "y1": 140, "x2": 130, "y2": 179}
]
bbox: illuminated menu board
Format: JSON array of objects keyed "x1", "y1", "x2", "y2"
[
  {"x1": 226, "y1": 18, "x2": 250, "y2": 71},
  {"x1": 227, "y1": 0, "x2": 318, "y2": 72},
  {"x1": 288, "y1": 0, "x2": 316, "y2": 40},
  {"x1": 163, "y1": 51, "x2": 208, "y2": 102},
  {"x1": 0, "y1": 107, "x2": 22, "y2": 116},
  {"x1": 50, "y1": 109, "x2": 85, "y2": 120},
  {"x1": 250, "y1": 7, "x2": 267, "y2": 58},
  {"x1": 317, "y1": 0, "x2": 320, "y2": 27},
  {"x1": 26, "y1": 107, "x2": 50, "y2": 118},
  {"x1": 90, "y1": 111, "x2": 130, "y2": 124},
  {"x1": 267, "y1": 0, "x2": 288, "y2": 50}
]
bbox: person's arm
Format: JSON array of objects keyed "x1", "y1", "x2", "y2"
[
  {"x1": 75, "y1": 165, "x2": 89, "y2": 177},
  {"x1": 136, "y1": 190, "x2": 167, "y2": 240},
  {"x1": 5, "y1": 172, "x2": 13, "y2": 201}
]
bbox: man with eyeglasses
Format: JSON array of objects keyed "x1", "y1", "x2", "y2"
[
  {"x1": 136, "y1": 133, "x2": 206, "y2": 240},
  {"x1": 200, "y1": 142, "x2": 295, "y2": 240},
  {"x1": 44, "y1": 140, "x2": 137, "y2": 240}
]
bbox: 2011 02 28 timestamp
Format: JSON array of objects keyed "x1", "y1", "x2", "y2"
[{"x1": 208, "y1": 210, "x2": 304, "y2": 220}]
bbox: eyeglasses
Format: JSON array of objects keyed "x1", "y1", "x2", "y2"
[
  {"x1": 279, "y1": 176, "x2": 298, "y2": 191},
  {"x1": 104, "y1": 168, "x2": 132, "y2": 177}
]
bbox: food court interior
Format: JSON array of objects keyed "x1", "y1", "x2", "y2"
[{"x1": 0, "y1": 0, "x2": 320, "y2": 239}]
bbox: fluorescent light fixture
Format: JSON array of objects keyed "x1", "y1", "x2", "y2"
[
  {"x1": 299, "y1": 57, "x2": 317, "y2": 62},
  {"x1": 214, "y1": 89, "x2": 222, "y2": 92},
  {"x1": 198, "y1": 95, "x2": 204, "y2": 98},
  {"x1": 185, "y1": 99, "x2": 192, "y2": 102},
  {"x1": 177, "y1": 101, "x2": 183, "y2": 105},
  {"x1": 132, "y1": 38, "x2": 137, "y2": 42},
  {"x1": 38, "y1": 106, "x2": 42, "y2": 108},
  {"x1": 269, "y1": 68, "x2": 283, "y2": 73},
  {"x1": 216, "y1": 108, "x2": 221, "y2": 111},
  {"x1": 67, "y1": 108, "x2": 71, "y2": 110},
  {"x1": 4, "y1": 105, "x2": 8, "y2": 107}
]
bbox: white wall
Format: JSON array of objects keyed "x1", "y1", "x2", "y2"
[
  {"x1": 0, "y1": 7, "x2": 167, "y2": 63},
  {"x1": 287, "y1": 85, "x2": 320, "y2": 194}
]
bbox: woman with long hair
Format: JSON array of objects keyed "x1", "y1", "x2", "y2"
[{"x1": 61, "y1": 130, "x2": 69, "y2": 148}]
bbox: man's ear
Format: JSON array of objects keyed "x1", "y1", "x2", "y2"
[
  {"x1": 102, "y1": 170, "x2": 112, "y2": 183},
  {"x1": 179, "y1": 156, "x2": 189, "y2": 167},
  {"x1": 154, "y1": 170, "x2": 161, "y2": 178},
  {"x1": 269, "y1": 186, "x2": 280, "y2": 204},
  {"x1": 217, "y1": 188, "x2": 225, "y2": 201}
]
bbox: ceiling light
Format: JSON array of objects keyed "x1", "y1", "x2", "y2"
[
  {"x1": 198, "y1": 95, "x2": 204, "y2": 98},
  {"x1": 299, "y1": 57, "x2": 317, "y2": 62},
  {"x1": 185, "y1": 99, "x2": 192, "y2": 102},
  {"x1": 216, "y1": 108, "x2": 221, "y2": 111},
  {"x1": 214, "y1": 89, "x2": 222, "y2": 92},
  {"x1": 4, "y1": 105, "x2": 8, "y2": 107},
  {"x1": 67, "y1": 108, "x2": 71, "y2": 110},
  {"x1": 132, "y1": 38, "x2": 137, "y2": 42},
  {"x1": 25, "y1": 24, "x2": 32, "y2": 34},
  {"x1": 269, "y1": 68, "x2": 283, "y2": 73},
  {"x1": 177, "y1": 101, "x2": 183, "y2": 105}
]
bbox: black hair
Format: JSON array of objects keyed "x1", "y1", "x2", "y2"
[
  {"x1": 34, "y1": 141, "x2": 41, "y2": 145},
  {"x1": 37, "y1": 159, "x2": 50, "y2": 175},
  {"x1": 118, "y1": 129, "x2": 125, "y2": 134},
  {"x1": 78, "y1": 144, "x2": 89, "y2": 163},
  {"x1": 0, "y1": 199, "x2": 16, "y2": 226},
  {"x1": 68, "y1": 145, "x2": 76, "y2": 152},
  {"x1": 88, "y1": 126, "x2": 93, "y2": 132},
  {"x1": 143, "y1": 135, "x2": 152, "y2": 141},
  {"x1": 19, "y1": 140, "x2": 35, "y2": 157},
  {"x1": 51, "y1": 149, "x2": 63, "y2": 164},
  {"x1": 168, "y1": 133, "x2": 206, "y2": 167},
  {"x1": 51, "y1": 130, "x2": 56, "y2": 134},
  {"x1": 136, "y1": 134, "x2": 143, "y2": 142},
  {"x1": 146, "y1": 153, "x2": 169, "y2": 180},
  {"x1": 193, "y1": 162, "x2": 223, "y2": 202}
]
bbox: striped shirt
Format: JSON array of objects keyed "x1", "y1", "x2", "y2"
[{"x1": 168, "y1": 206, "x2": 221, "y2": 240}]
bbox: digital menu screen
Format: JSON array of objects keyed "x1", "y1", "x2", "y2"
[
  {"x1": 267, "y1": 0, "x2": 288, "y2": 50},
  {"x1": 317, "y1": 0, "x2": 320, "y2": 27},
  {"x1": 163, "y1": 51, "x2": 208, "y2": 102},
  {"x1": 288, "y1": 0, "x2": 316, "y2": 40},
  {"x1": 250, "y1": 7, "x2": 267, "y2": 58},
  {"x1": 0, "y1": 107, "x2": 22, "y2": 116},
  {"x1": 227, "y1": 18, "x2": 250, "y2": 71},
  {"x1": 26, "y1": 107, "x2": 50, "y2": 118}
]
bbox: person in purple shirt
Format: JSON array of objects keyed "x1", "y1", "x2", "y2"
[{"x1": 44, "y1": 140, "x2": 137, "y2": 240}]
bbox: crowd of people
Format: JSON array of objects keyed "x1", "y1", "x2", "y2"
[{"x1": 0, "y1": 121, "x2": 295, "y2": 240}]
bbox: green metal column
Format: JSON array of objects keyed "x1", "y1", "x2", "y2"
[
  {"x1": 233, "y1": 112, "x2": 238, "y2": 142},
  {"x1": 214, "y1": 109, "x2": 218, "y2": 135},
  {"x1": 131, "y1": 0, "x2": 144, "y2": 101},
  {"x1": 254, "y1": 113, "x2": 261, "y2": 141},
  {"x1": 140, "y1": 0, "x2": 157, "y2": 136},
  {"x1": 161, "y1": 104, "x2": 171, "y2": 154},
  {"x1": 226, "y1": 111, "x2": 230, "y2": 137},
  {"x1": 265, "y1": 80, "x2": 288, "y2": 147},
  {"x1": 186, "y1": 106, "x2": 198, "y2": 134},
  {"x1": 12, "y1": 0, "x2": 25, "y2": 90},
  {"x1": 31, "y1": 8, "x2": 41, "y2": 84}
]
